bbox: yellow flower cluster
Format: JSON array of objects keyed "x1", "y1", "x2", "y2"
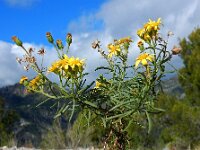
[
  {"x1": 48, "y1": 55, "x2": 85, "y2": 78},
  {"x1": 94, "y1": 81, "x2": 103, "y2": 89},
  {"x1": 135, "y1": 53, "x2": 154, "y2": 68},
  {"x1": 114, "y1": 37, "x2": 132, "y2": 45},
  {"x1": 28, "y1": 75, "x2": 44, "y2": 90},
  {"x1": 137, "y1": 18, "x2": 161, "y2": 42}
]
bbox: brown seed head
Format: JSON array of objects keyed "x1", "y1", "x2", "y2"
[
  {"x1": 92, "y1": 40, "x2": 100, "y2": 49},
  {"x1": 172, "y1": 46, "x2": 182, "y2": 55},
  {"x1": 29, "y1": 48, "x2": 34, "y2": 54},
  {"x1": 38, "y1": 48, "x2": 45, "y2": 55}
]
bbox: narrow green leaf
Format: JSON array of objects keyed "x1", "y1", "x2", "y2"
[
  {"x1": 106, "y1": 110, "x2": 133, "y2": 120},
  {"x1": 84, "y1": 100, "x2": 98, "y2": 108},
  {"x1": 109, "y1": 99, "x2": 136, "y2": 112},
  {"x1": 145, "y1": 111, "x2": 152, "y2": 134},
  {"x1": 36, "y1": 97, "x2": 51, "y2": 107},
  {"x1": 101, "y1": 118, "x2": 107, "y2": 128}
]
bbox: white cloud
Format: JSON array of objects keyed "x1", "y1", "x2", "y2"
[
  {"x1": 4, "y1": 0, "x2": 38, "y2": 7},
  {"x1": 0, "y1": 40, "x2": 58, "y2": 87},
  {"x1": 67, "y1": 0, "x2": 200, "y2": 70}
]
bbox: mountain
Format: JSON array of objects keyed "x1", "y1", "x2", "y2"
[
  {"x1": 161, "y1": 76, "x2": 185, "y2": 98},
  {"x1": 0, "y1": 83, "x2": 57, "y2": 147}
]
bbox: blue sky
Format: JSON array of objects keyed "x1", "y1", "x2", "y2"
[
  {"x1": 0, "y1": 0, "x2": 200, "y2": 86},
  {"x1": 0, "y1": 0, "x2": 106, "y2": 44}
]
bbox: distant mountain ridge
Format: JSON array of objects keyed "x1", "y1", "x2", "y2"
[{"x1": 0, "y1": 83, "x2": 56, "y2": 147}]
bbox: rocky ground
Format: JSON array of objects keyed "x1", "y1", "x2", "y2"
[{"x1": 0, "y1": 146, "x2": 102, "y2": 150}]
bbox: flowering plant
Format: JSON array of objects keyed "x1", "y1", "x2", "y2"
[{"x1": 13, "y1": 18, "x2": 180, "y2": 149}]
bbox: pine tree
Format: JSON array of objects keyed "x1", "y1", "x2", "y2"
[{"x1": 179, "y1": 28, "x2": 200, "y2": 105}]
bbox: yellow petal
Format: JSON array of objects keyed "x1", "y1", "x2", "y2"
[
  {"x1": 146, "y1": 55, "x2": 154, "y2": 62},
  {"x1": 141, "y1": 59, "x2": 148, "y2": 66},
  {"x1": 135, "y1": 60, "x2": 141, "y2": 68}
]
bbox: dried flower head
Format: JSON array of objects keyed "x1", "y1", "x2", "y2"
[
  {"x1": 24, "y1": 65, "x2": 29, "y2": 71},
  {"x1": 92, "y1": 40, "x2": 100, "y2": 49},
  {"x1": 38, "y1": 48, "x2": 45, "y2": 55},
  {"x1": 167, "y1": 31, "x2": 174, "y2": 36},
  {"x1": 29, "y1": 57, "x2": 36, "y2": 63},
  {"x1": 16, "y1": 57, "x2": 22, "y2": 64},
  {"x1": 172, "y1": 46, "x2": 182, "y2": 55}
]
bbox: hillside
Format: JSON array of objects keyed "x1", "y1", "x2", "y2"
[{"x1": 0, "y1": 84, "x2": 57, "y2": 147}]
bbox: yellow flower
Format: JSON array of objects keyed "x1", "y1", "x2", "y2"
[
  {"x1": 94, "y1": 81, "x2": 103, "y2": 89},
  {"x1": 135, "y1": 53, "x2": 154, "y2": 68},
  {"x1": 68, "y1": 57, "x2": 84, "y2": 72},
  {"x1": 107, "y1": 44, "x2": 120, "y2": 58},
  {"x1": 115, "y1": 37, "x2": 132, "y2": 45},
  {"x1": 137, "y1": 28, "x2": 146, "y2": 37},
  {"x1": 144, "y1": 18, "x2": 161, "y2": 32},
  {"x1": 48, "y1": 55, "x2": 84, "y2": 77},
  {"x1": 28, "y1": 76, "x2": 43, "y2": 90},
  {"x1": 137, "y1": 18, "x2": 161, "y2": 42},
  {"x1": 48, "y1": 61, "x2": 60, "y2": 73},
  {"x1": 137, "y1": 28, "x2": 151, "y2": 42},
  {"x1": 19, "y1": 76, "x2": 28, "y2": 84}
]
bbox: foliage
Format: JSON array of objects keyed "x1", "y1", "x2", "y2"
[
  {"x1": 0, "y1": 97, "x2": 19, "y2": 146},
  {"x1": 40, "y1": 119, "x2": 67, "y2": 149},
  {"x1": 67, "y1": 109, "x2": 105, "y2": 148},
  {"x1": 13, "y1": 18, "x2": 178, "y2": 149},
  {"x1": 179, "y1": 28, "x2": 200, "y2": 105}
]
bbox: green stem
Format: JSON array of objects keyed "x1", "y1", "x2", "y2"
[{"x1": 53, "y1": 43, "x2": 62, "y2": 58}]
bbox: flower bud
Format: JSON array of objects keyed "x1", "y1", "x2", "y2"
[
  {"x1": 137, "y1": 40, "x2": 144, "y2": 51},
  {"x1": 19, "y1": 76, "x2": 28, "y2": 85},
  {"x1": 46, "y1": 32, "x2": 54, "y2": 43},
  {"x1": 172, "y1": 46, "x2": 182, "y2": 55},
  {"x1": 66, "y1": 33, "x2": 72, "y2": 46},
  {"x1": 56, "y1": 40, "x2": 64, "y2": 50},
  {"x1": 124, "y1": 42, "x2": 130, "y2": 50},
  {"x1": 12, "y1": 36, "x2": 23, "y2": 47}
]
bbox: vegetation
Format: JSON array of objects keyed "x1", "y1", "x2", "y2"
[
  {"x1": 179, "y1": 28, "x2": 200, "y2": 105},
  {"x1": 3, "y1": 20, "x2": 198, "y2": 149},
  {"x1": 55, "y1": 27, "x2": 200, "y2": 149},
  {"x1": 12, "y1": 18, "x2": 180, "y2": 149},
  {"x1": 0, "y1": 97, "x2": 19, "y2": 146}
]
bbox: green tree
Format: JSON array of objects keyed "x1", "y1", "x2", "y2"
[
  {"x1": 179, "y1": 28, "x2": 200, "y2": 105},
  {"x1": 0, "y1": 97, "x2": 19, "y2": 146}
]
